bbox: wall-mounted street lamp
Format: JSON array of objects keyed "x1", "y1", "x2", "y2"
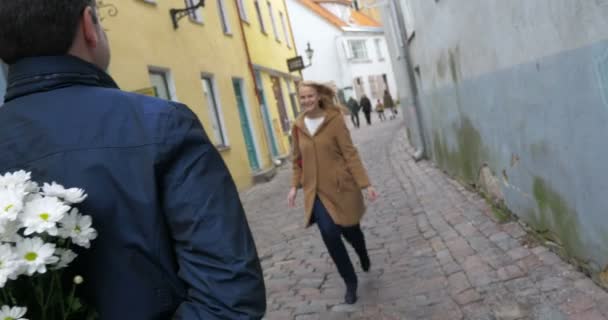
[
  {"x1": 170, "y1": 0, "x2": 205, "y2": 29},
  {"x1": 304, "y1": 42, "x2": 314, "y2": 67},
  {"x1": 287, "y1": 42, "x2": 315, "y2": 72}
]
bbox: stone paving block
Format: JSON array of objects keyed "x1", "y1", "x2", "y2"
[
  {"x1": 560, "y1": 292, "x2": 596, "y2": 315},
  {"x1": 507, "y1": 246, "x2": 531, "y2": 261},
  {"x1": 446, "y1": 238, "x2": 476, "y2": 261},
  {"x1": 493, "y1": 303, "x2": 530, "y2": 320},
  {"x1": 497, "y1": 265, "x2": 526, "y2": 281},
  {"x1": 454, "y1": 221, "x2": 478, "y2": 237},
  {"x1": 453, "y1": 288, "x2": 482, "y2": 306},
  {"x1": 570, "y1": 309, "x2": 607, "y2": 320},
  {"x1": 448, "y1": 271, "x2": 472, "y2": 294}
]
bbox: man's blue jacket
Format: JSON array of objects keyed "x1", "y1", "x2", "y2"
[{"x1": 0, "y1": 55, "x2": 266, "y2": 319}]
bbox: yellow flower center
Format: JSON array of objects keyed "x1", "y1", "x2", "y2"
[
  {"x1": 4, "y1": 317, "x2": 15, "y2": 320},
  {"x1": 39, "y1": 212, "x2": 50, "y2": 221},
  {"x1": 75, "y1": 226, "x2": 81, "y2": 233},
  {"x1": 3, "y1": 204, "x2": 12, "y2": 212},
  {"x1": 25, "y1": 252, "x2": 37, "y2": 261}
]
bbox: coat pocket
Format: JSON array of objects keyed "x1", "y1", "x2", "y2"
[{"x1": 337, "y1": 171, "x2": 357, "y2": 192}]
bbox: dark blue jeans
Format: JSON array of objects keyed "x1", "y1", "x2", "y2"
[{"x1": 312, "y1": 197, "x2": 368, "y2": 286}]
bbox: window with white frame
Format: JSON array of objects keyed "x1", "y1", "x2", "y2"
[
  {"x1": 217, "y1": 0, "x2": 231, "y2": 34},
  {"x1": 348, "y1": 40, "x2": 368, "y2": 60},
  {"x1": 202, "y1": 76, "x2": 228, "y2": 147},
  {"x1": 149, "y1": 69, "x2": 174, "y2": 100},
  {"x1": 374, "y1": 38, "x2": 384, "y2": 60},
  {"x1": 267, "y1": 2, "x2": 280, "y2": 41},
  {"x1": 254, "y1": 1, "x2": 266, "y2": 34},
  {"x1": 185, "y1": 0, "x2": 203, "y2": 23},
  {"x1": 236, "y1": 0, "x2": 248, "y2": 22},
  {"x1": 279, "y1": 12, "x2": 291, "y2": 48}
]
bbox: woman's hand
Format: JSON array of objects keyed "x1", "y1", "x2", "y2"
[
  {"x1": 365, "y1": 186, "x2": 378, "y2": 202},
  {"x1": 288, "y1": 187, "x2": 298, "y2": 208}
]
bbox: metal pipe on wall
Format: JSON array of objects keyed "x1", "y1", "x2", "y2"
[{"x1": 390, "y1": 0, "x2": 427, "y2": 161}]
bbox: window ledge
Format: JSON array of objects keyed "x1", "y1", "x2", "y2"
[
  {"x1": 350, "y1": 59, "x2": 373, "y2": 64},
  {"x1": 216, "y1": 145, "x2": 231, "y2": 152},
  {"x1": 142, "y1": 0, "x2": 157, "y2": 4},
  {"x1": 189, "y1": 18, "x2": 204, "y2": 25}
]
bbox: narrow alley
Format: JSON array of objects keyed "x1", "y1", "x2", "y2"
[{"x1": 241, "y1": 118, "x2": 608, "y2": 320}]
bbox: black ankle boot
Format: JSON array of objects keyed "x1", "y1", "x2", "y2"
[
  {"x1": 344, "y1": 283, "x2": 358, "y2": 304},
  {"x1": 360, "y1": 254, "x2": 370, "y2": 272}
]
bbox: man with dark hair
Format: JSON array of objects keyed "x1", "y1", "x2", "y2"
[{"x1": 0, "y1": 1, "x2": 266, "y2": 319}]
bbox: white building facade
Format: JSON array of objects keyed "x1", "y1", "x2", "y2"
[{"x1": 286, "y1": 0, "x2": 398, "y2": 104}]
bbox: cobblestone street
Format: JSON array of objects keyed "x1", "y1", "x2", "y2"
[{"x1": 241, "y1": 117, "x2": 608, "y2": 320}]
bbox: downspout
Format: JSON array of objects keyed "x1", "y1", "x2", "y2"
[
  {"x1": 392, "y1": 0, "x2": 426, "y2": 161},
  {"x1": 234, "y1": 0, "x2": 275, "y2": 164}
]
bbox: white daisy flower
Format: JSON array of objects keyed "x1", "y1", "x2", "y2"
[
  {"x1": 21, "y1": 196, "x2": 69, "y2": 236},
  {"x1": 0, "y1": 171, "x2": 37, "y2": 195},
  {"x1": 52, "y1": 248, "x2": 77, "y2": 270},
  {"x1": 0, "y1": 220, "x2": 23, "y2": 243},
  {"x1": 0, "y1": 305, "x2": 28, "y2": 320},
  {"x1": 0, "y1": 186, "x2": 26, "y2": 224},
  {"x1": 59, "y1": 209, "x2": 97, "y2": 248},
  {"x1": 15, "y1": 237, "x2": 58, "y2": 276},
  {"x1": 0, "y1": 171, "x2": 31, "y2": 188},
  {"x1": 0, "y1": 244, "x2": 20, "y2": 287},
  {"x1": 42, "y1": 182, "x2": 87, "y2": 204}
]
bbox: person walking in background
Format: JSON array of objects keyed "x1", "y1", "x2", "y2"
[
  {"x1": 383, "y1": 90, "x2": 397, "y2": 120},
  {"x1": 0, "y1": 1, "x2": 266, "y2": 318},
  {"x1": 288, "y1": 81, "x2": 378, "y2": 305},
  {"x1": 346, "y1": 96, "x2": 361, "y2": 128},
  {"x1": 375, "y1": 99, "x2": 386, "y2": 122},
  {"x1": 360, "y1": 94, "x2": 373, "y2": 125}
]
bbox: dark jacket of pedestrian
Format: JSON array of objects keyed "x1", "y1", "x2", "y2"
[
  {"x1": 0, "y1": 2, "x2": 265, "y2": 318},
  {"x1": 360, "y1": 96, "x2": 372, "y2": 114},
  {"x1": 346, "y1": 97, "x2": 361, "y2": 114}
]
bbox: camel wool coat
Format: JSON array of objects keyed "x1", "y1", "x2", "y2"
[{"x1": 292, "y1": 107, "x2": 371, "y2": 227}]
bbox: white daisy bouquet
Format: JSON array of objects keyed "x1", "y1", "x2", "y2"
[{"x1": 0, "y1": 170, "x2": 98, "y2": 319}]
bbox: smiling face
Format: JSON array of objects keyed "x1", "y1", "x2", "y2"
[{"x1": 298, "y1": 85, "x2": 321, "y2": 113}]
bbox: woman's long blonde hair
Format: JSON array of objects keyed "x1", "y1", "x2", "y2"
[{"x1": 298, "y1": 81, "x2": 348, "y2": 113}]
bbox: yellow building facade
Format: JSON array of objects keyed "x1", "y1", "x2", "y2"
[
  {"x1": 238, "y1": 0, "x2": 301, "y2": 158},
  {"x1": 99, "y1": 0, "x2": 276, "y2": 189}
]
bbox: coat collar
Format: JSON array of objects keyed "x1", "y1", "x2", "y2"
[
  {"x1": 4, "y1": 55, "x2": 119, "y2": 103},
  {"x1": 295, "y1": 107, "x2": 341, "y2": 137}
]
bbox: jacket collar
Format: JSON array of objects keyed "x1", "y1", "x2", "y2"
[
  {"x1": 4, "y1": 55, "x2": 119, "y2": 103},
  {"x1": 295, "y1": 107, "x2": 341, "y2": 137}
]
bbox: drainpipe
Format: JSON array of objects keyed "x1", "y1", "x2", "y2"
[
  {"x1": 391, "y1": 1, "x2": 426, "y2": 161},
  {"x1": 234, "y1": 0, "x2": 275, "y2": 164}
]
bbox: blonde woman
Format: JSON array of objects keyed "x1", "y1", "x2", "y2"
[{"x1": 287, "y1": 81, "x2": 378, "y2": 304}]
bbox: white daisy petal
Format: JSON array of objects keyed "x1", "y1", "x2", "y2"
[
  {"x1": 0, "y1": 305, "x2": 28, "y2": 320},
  {"x1": 22, "y1": 196, "x2": 69, "y2": 236},
  {"x1": 60, "y1": 209, "x2": 97, "y2": 248},
  {"x1": 15, "y1": 237, "x2": 58, "y2": 276},
  {"x1": 53, "y1": 249, "x2": 77, "y2": 270},
  {"x1": 0, "y1": 186, "x2": 26, "y2": 225},
  {"x1": 42, "y1": 182, "x2": 87, "y2": 204},
  {"x1": 0, "y1": 244, "x2": 20, "y2": 288},
  {"x1": 0, "y1": 171, "x2": 31, "y2": 189}
]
